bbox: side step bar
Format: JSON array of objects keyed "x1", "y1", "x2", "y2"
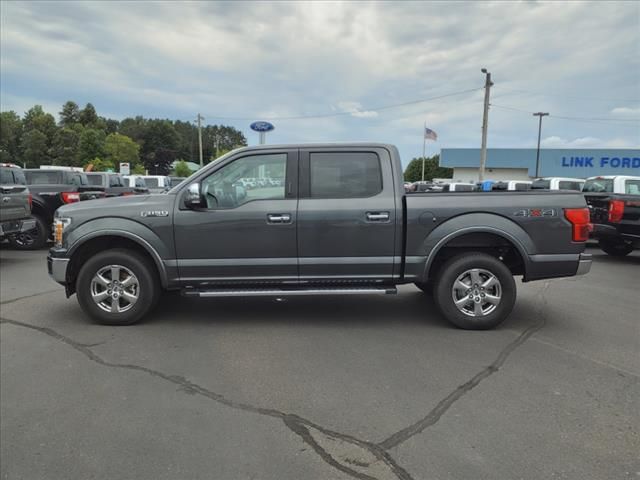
[{"x1": 182, "y1": 286, "x2": 398, "y2": 298}]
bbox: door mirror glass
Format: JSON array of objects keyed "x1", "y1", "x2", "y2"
[{"x1": 184, "y1": 183, "x2": 203, "y2": 208}]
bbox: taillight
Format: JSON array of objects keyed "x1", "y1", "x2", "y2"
[
  {"x1": 27, "y1": 193, "x2": 33, "y2": 210},
  {"x1": 61, "y1": 192, "x2": 81, "y2": 204},
  {"x1": 122, "y1": 192, "x2": 135, "y2": 196},
  {"x1": 564, "y1": 207, "x2": 591, "y2": 242},
  {"x1": 608, "y1": 199, "x2": 625, "y2": 223}
]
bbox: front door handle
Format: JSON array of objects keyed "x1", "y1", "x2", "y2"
[
  {"x1": 366, "y1": 212, "x2": 390, "y2": 222},
  {"x1": 267, "y1": 213, "x2": 292, "y2": 224}
]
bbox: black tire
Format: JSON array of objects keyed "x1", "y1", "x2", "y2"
[
  {"x1": 433, "y1": 253, "x2": 516, "y2": 330},
  {"x1": 8, "y1": 215, "x2": 48, "y2": 250},
  {"x1": 598, "y1": 239, "x2": 633, "y2": 257},
  {"x1": 414, "y1": 281, "x2": 431, "y2": 294},
  {"x1": 76, "y1": 248, "x2": 160, "y2": 325}
]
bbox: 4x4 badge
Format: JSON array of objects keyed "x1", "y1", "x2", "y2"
[{"x1": 514, "y1": 208, "x2": 556, "y2": 217}]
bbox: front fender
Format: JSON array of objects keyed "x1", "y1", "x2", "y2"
[
  {"x1": 65, "y1": 218, "x2": 173, "y2": 287},
  {"x1": 420, "y1": 213, "x2": 534, "y2": 281}
]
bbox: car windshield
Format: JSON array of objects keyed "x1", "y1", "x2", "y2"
[{"x1": 583, "y1": 178, "x2": 614, "y2": 193}]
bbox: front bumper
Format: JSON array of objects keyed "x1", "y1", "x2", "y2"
[
  {"x1": 47, "y1": 252, "x2": 69, "y2": 285},
  {"x1": 0, "y1": 217, "x2": 36, "y2": 236}
]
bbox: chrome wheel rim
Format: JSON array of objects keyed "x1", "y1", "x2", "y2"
[
  {"x1": 90, "y1": 265, "x2": 139, "y2": 314},
  {"x1": 451, "y1": 268, "x2": 502, "y2": 317}
]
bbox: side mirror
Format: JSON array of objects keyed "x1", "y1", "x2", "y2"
[{"x1": 184, "y1": 183, "x2": 204, "y2": 209}]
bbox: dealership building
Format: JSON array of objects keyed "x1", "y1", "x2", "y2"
[{"x1": 439, "y1": 148, "x2": 640, "y2": 182}]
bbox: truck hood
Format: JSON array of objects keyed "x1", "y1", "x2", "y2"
[{"x1": 57, "y1": 193, "x2": 175, "y2": 219}]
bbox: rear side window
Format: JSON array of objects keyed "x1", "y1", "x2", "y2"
[
  {"x1": 626, "y1": 179, "x2": 640, "y2": 195},
  {"x1": 86, "y1": 174, "x2": 104, "y2": 186},
  {"x1": 135, "y1": 177, "x2": 146, "y2": 187},
  {"x1": 514, "y1": 183, "x2": 530, "y2": 191},
  {"x1": 144, "y1": 178, "x2": 159, "y2": 188},
  {"x1": 531, "y1": 180, "x2": 550, "y2": 189},
  {"x1": 309, "y1": 152, "x2": 382, "y2": 198},
  {"x1": 69, "y1": 173, "x2": 88, "y2": 186},
  {"x1": 109, "y1": 175, "x2": 123, "y2": 187},
  {"x1": 25, "y1": 171, "x2": 62, "y2": 184},
  {"x1": 558, "y1": 181, "x2": 582, "y2": 191}
]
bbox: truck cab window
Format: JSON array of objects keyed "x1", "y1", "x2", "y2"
[
  {"x1": 201, "y1": 153, "x2": 287, "y2": 209},
  {"x1": 309, "y1": 152, "x2": 382, "y2": 198}
]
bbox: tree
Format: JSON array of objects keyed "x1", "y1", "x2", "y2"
[
  {"x1": 51, "y1": 127, "x2": 80, "y2": 166},
  {"x1": 403, "y1": 155, "x2": 452, "y2": 182},
  {"x1": 173, "y1": 160, "x2": 192, "y2": 178},
  {"x1": 77, "y1": 128, "x2": 106, "y2": 166},
  {"x1": 0, "y1": 111, "x2": 23, "y2": 163},
  {"x1": 104, "y1": 133, "x2": 140, "y2": 168},
  {"x1": 21, "y1": 129, "x2": 49, "y2": 167},
  {"x1": 79, "y1": 103, "x2": 99, "y2": 127},
  {"x1": 141, "y1": 120, "x2": 180, "y2": 173},
  {"x1": 132, "y1": 164, "x2": 146, "y2": 174},
  {"x1": 87, "y1": 157, "x2": 115, "y2": 172},
  {"x1": 59, "y1": 101, "x2": 80, "y2": 127},
  {"x1": 22, "y1": 105, "x2": 57, "y2": 143}
]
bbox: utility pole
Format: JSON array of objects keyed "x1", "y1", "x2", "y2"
[
  {"x1": 196, "y1": 113, "x2": 204, "y2": 168},
  {"x1": 421, "y1": 121, "x2": 427, "y2": 182},
  {"x1": 533, "y1": 112, "x2": 549, "y2": 178},
  {"x1": 479, "y1": 68, "x2": 493, "y2": 182}
]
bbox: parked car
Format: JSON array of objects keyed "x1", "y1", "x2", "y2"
[
  {"x1": 14, "y1": 168, "x2": 105, "y2": 250},
  {"x1": 584, "y1": 176, "x2": 640, "y2": 256},
  {"x1": 0, "y1": 164, "x2": 36, "y2": 241},
  {"x1": 441, "y1": 183, "x2": 477, "y2": 192},
  {"x1": 139, "y1": 175, "x2": 171, "y2": 193},
  {"x1": 531, "y1": 177, "x2": 585, "y2": 191},
  {"x1": 169, "y1": 176, "x2": 187, "y2": 188},
  {"x1": 48, "y1": 143, "x2": 592, "y2": 329},
  {"x1": 122, "y1": 175, "x2": 150, "y2": 194},
  {"x1": 491, "y1": 180, "x2": 532, "y2": 191},
  {"x1": 85, "y1": 172, "x2": 142, "y2": 197}
]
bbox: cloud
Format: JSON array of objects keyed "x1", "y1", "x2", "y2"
[
  {"x1": 1, "y1": 0, "x2": 639, "y2": 161},
  {"x1": 541, "y1": 136, "x2": 639, "y2": 148}
]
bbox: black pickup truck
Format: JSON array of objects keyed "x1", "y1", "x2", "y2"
[
  {"x1": 585, "y1": 194, "x2": 640, "y2": 256},
  {"x1": 12, "y1": 169, "x2": 105, "y2": 250},
  {"x1": 48, "y1": 143, "x2": 592, "y2": 329},
  {"x1": 0, "y1": 164, "x2": 36, "y2": 240}
]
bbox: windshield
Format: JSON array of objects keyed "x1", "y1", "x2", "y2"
[{"x1": 583, "y1": 178, "x2": 614, "y2": 193}]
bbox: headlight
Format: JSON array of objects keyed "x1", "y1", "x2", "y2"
[{"x1": 54, "y1": 217, "x2": 72, "y2": 248}]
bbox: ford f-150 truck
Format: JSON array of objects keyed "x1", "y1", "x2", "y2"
[
  {"x1": 0, "y1": 164, "x2": 36, "y2": 240},
  {"x1": 47, "y1": 144, "x2": 592, "y2": 329}
]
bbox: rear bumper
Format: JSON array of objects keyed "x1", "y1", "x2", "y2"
[
  {"x1": 0, "y1": 217, "x2": 36, "y2": 236},
  {"x1": 525, "y1": 252, "x2": 592, "y2": 281}
]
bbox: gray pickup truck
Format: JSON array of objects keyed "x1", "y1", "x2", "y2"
[
  {"x1": 48, "y1": 143, "x2": 592, "y2": 329},
  {"x1": 0, "y1": 164, "x2": 36, "y2": 240}
]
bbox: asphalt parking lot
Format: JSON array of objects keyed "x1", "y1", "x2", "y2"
[{"x1": 1, "y1": 246, "x2": 638, "y2": 480}]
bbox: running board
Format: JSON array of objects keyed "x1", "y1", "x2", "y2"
[{"x1": 182, "y1": 286, "x2": 398, "y2": 298}]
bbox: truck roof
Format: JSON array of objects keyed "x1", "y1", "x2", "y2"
[
  {"x1": 230, "y1": 142, "x2": 398, "y2": 152},
  {"x1": 585, "y1": 175, "x2": 640, "y2": 180}
]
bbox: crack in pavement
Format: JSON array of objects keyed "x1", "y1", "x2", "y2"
[
  {"x1": 0, "y1": 282, "x2": 550, "y2": 479},
  {"x1": 0, "y1": 316, "x2": 414, "y2": 480},
  {"x1": 0, "y1": 289, "x2": 61, "y2": 306},
  {"x1": 378, "y1": 282, "x2": 550, "y2": 450}
]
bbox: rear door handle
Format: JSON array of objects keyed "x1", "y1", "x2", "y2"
[
  {"x1": 366, "y1": 212, "x2": 390, "y2": 222},
  {"x1": 267, "y1": 213, "x2": 292, "y2": 224}
]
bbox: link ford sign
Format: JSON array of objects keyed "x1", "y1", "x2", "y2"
[{"x1": 561, "y1": 156, "x2": 640, "y2": 169}]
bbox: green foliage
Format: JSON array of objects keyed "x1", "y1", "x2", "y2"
[
  {"x1": 104, "y1": 133, "x2": 140, "y2": 168},
  {"x1": 173, "y1": 160, "x2": 192, "y2": 178},
  {"x1": 403, "y1": 155, "x2": 452, "y2": 182},
  {"x1": 77, "y1": 128, "x2": 106, "y2": 166},
  {"x1": 132, "y1": 164, "x2": 146, "y2": 175},
  {"x1": 88, "y1": 157, "x2": 115, "y2": 172},
  {"x1": 20, "y1": 129, "x2": 49, "y2": 167},
  {"x1": 1, "y1": 101, "x2": 247, "y2": 169},
  {"x1": 59, "y1": 101, "x2": 80, "y2": 127},
  {"x1": 0, "y1": 111, "x2": 23, "y2": 163}
]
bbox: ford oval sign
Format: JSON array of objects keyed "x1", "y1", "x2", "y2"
[{"x1": 250, "y1": 121, "x2": 275, "y2": 132}]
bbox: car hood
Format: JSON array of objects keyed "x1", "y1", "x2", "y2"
[{"x1": 57, "y1": 193, "x2": 174, "y2": 219}]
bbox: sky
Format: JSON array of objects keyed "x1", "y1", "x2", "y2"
[{"x1": 1, "y1": 0, "x2": 639, "y2": 165}]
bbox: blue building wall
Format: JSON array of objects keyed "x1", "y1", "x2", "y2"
[{"x1": 440, "y1": 148, "x2": 640, "y2": 178}]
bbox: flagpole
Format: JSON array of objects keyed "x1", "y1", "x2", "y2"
[{"x1": 421, "y1": 121, "x2": 426, "y2": 182}]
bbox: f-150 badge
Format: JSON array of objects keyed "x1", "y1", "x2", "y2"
[{"x1": 141, "y1": 210, "x2": 169, "y2": 217}]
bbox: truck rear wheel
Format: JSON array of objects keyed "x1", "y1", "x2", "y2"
[
  {"x1": 76, "y1": 249, "x2": 160, "y2": 325},
  {"x1": 8, "y1": 214, "x2": 48, "y2": 250},
  {"x1": 433, "y1": 253, "x2": 516, "y2": 330},
  {"x1": 598, "y1": 239, "x2": 633, "y2": 257}
]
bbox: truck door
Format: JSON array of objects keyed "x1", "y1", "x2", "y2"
[
  {"x1": 296, "y1": 147, "x2": 398, "y2": 283},
  {"x1": 173, "y1": 149, "x2": 298, "y2": 283}
]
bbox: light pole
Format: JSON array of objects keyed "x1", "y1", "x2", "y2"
[
  {"x1": 479, "y1": 68, "x2": 493, "y2": 182},
  {"x1": 533, "y1": 112, "x2": 549, "y2": 178}
]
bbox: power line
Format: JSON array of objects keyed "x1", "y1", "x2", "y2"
[{"x1": 202, "y1": 87, "x2": 484, "y2": 121}]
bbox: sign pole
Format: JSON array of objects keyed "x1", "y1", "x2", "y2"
[{"x1": 421, "y1": 121, "x2": 427, "y2": 182}]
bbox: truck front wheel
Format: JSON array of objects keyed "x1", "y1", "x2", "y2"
[
  {"x1": 433, "y1": 253, "x2": 516, "y2": 330},
  {"x1": 598, "y1": 239, "x2": 633, "y2": 257},
  {"x1": 76, "y1": 249, "x2": 160, "y2": 325}
]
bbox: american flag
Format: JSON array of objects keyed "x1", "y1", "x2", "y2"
[{"x1": 424, "y1": 127, "x2": 438, "y2": 141}]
